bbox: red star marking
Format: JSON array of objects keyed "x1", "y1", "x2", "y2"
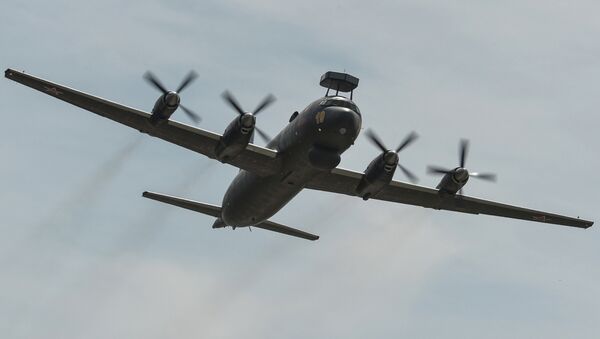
[{"x1": 44, "y1": 86, "x2": 62, "y2": 96}]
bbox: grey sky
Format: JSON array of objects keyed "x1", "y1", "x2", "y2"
[{"x1": 1, "y1": 1, "x2": 599, "y2": 338}]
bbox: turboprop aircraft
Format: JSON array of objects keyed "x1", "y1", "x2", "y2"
[{"x1": 5, "y1": 69, "x2": 594, "y2": 240}]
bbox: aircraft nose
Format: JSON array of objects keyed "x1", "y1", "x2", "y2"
[
  {"x1": 315, "y1": 107, "x2": 361, "y2": 151},
  {"x1": 328, "y1": 107, "x2": 361, "y2": 135}
]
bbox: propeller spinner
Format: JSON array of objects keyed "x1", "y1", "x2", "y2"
[
  {"x1": 365, "y1": 129, "x2": 419, "y2": 183},
  {"x1": 221, "y1": 90, "x2": 275, "y2": 144},
  {"x1": 144, "y1": 70, "x2": 202, "y2": 124}
]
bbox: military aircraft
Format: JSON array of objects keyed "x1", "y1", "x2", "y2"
[{"x1": 5, "y1": 69, "x2": 594, "y2": 241}]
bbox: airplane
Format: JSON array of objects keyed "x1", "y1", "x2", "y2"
[{"x1": 4, "y1": 68, "x2": 594, "y2": 241}]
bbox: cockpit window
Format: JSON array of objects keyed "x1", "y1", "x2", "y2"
[{"x1": 319, "y1": 99, "x2": 361, "y2": 114}]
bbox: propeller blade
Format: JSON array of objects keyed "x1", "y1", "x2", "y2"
[
  {"x1": 398, "y1": 163, "x2": 418, "y2": 183},
  {"x1": 459, "y1": 139, "x2": 469, "y2": 168},
  {"x1": 253, "y1": 94, "x2": 276, "y2": 115},
  {"x1": 254, "y1": 127, "x2": 271, "y2": 144},
  {"x1": 470, "y1": 172, "x2": 497, "y2": 182},
  {"x1": 180, "y1": 104, "x2": 202, "y2": 124},
  {"x1": 396, "y1": 131, "x2": 419, "y2": 153},
  {"x1": 221, "y1": 91, "x2": 245, "y2": 116},
  {"x1": 176, "y1": 70, "x2": 198, "y2": 93},
  {"x1": 427, "y1": 165, "x2": 451, "y2": 175},
  {"x1": 144, "y1": 71, "x2": 168, "y2": 94},
  {"x1": 398, "y1": 164, "x2": 419, "y2": 184},
  {"x1": 365, "y1": 129, "x2": 388, "y2": 153}
]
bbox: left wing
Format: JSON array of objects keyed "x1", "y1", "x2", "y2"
[
  {"x1": 5, "y1": 69, "x2": 281, "y2": 176},
  {"x1": 306, "y1": 168, "x2": 593, "y2": 229}
]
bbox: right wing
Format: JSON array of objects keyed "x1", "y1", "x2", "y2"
[
  {"x1": 5, "y1": 69, "x2": 281, "y2": 176},
  {"x1": 306, "y1": 168, "x2": 593, "y2": 229}
]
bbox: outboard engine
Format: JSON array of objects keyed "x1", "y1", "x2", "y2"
[{"x1": 428, "y1": 139, "x2": 497, "y2": 195}]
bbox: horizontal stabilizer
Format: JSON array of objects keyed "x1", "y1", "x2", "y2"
[
  {"x1": 254, "y1": 220, "x2": 319, "y2": 241},
  {"x1": 142, "y1": 191, "x2": 319, "y2": 241},
  {"x1": 142, "y1": 191, "x2": 221, "y2": 217}
]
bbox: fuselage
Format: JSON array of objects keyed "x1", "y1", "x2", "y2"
[{"x1": 221, "y1": 96, "x2": 362, "y2": 227}]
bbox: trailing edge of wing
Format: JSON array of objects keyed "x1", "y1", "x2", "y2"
[{"x1": 142, "y1": 191, "x2": 319, "y2": 241}]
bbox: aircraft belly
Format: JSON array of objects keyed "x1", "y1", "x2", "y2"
[{"x1": 221, "y1": 169, "x2": 317, "y2": 227}]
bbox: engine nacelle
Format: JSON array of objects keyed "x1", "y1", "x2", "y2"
[
  {"x1": 149, "y1": 92, "x2": 180, "y2": 124},
  {"x1": 436, "y1": 167, "x2": 469, "y2": 194},
  {"x1": 214, "y1": 114, "x2": 255, "y2": 162},
  {"x1": 355, "y1": 151, "x2": 398, "y2": 200}
]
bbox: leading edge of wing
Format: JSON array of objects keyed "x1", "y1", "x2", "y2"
[
  {"x1": 4, "y1": 68, "x2": 279, "y2": 174},
  {"x1": 307, "y1": 167, "x2": 594, "y2": 229}
]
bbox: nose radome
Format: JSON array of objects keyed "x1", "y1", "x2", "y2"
[
  {"x1": 314, "y1": 107, "x2": 361, "y2": 152},
  {"x1": 324, "y1": 106, "x2": 361, "y2": 136}
]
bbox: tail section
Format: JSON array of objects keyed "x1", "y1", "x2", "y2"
[{"x1": 142, "y1": 191, "x2": 319, "y2": 241}]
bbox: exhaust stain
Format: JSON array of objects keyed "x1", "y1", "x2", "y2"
[{"x1": 0, "y1": 136, "x2": 143, "y2": 263}]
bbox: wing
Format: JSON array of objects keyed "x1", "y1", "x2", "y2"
[
  {"x1": 306, "y1": 168, "x2": 593, "y2": 229},
  {"x1": 5, "y1": 69, "x2": 281, "y2": 176}
]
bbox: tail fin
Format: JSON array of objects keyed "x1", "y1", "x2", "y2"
[{"x1": 142, "y1": 191, "x2": 319, "y2": 241}]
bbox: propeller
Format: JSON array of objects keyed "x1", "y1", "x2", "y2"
[
  {"x1": 427, "y1": 139, "x2": 497, "y2": 182},
  {"x1": 144, "y1": 70, "x2": 202, "y2": 124},
  {"x1": 365, "y1": 129, "x2": 419, "y2": 183},
  {"x1": 221, "y1": 90, "x2": 275, "y2": 144}
]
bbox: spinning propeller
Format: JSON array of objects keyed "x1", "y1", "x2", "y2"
[
  {"x1": 365, "y1": 129, "x2": 419, "y2": 183},
  {"x1": 221, "y1": 90, "x2": 275, "y2": 143},
  {"x1": 144, "y1": 70, "x2": 202, "y2": 124},
  {"x1": 427, "y1": 139, "x2": 497, "y2": 183}
]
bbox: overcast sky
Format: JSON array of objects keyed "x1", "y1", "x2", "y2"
[{"x1": 1, "y1": 1, "x2": 599, "y2": 338}]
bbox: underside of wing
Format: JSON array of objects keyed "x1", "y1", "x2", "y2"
[
  {"x1": 5, "y1": 68, "x2": 281, "y2": 176},
  {"x1": 306, "y1": 168, "x2": 593, "y2": 229}
]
